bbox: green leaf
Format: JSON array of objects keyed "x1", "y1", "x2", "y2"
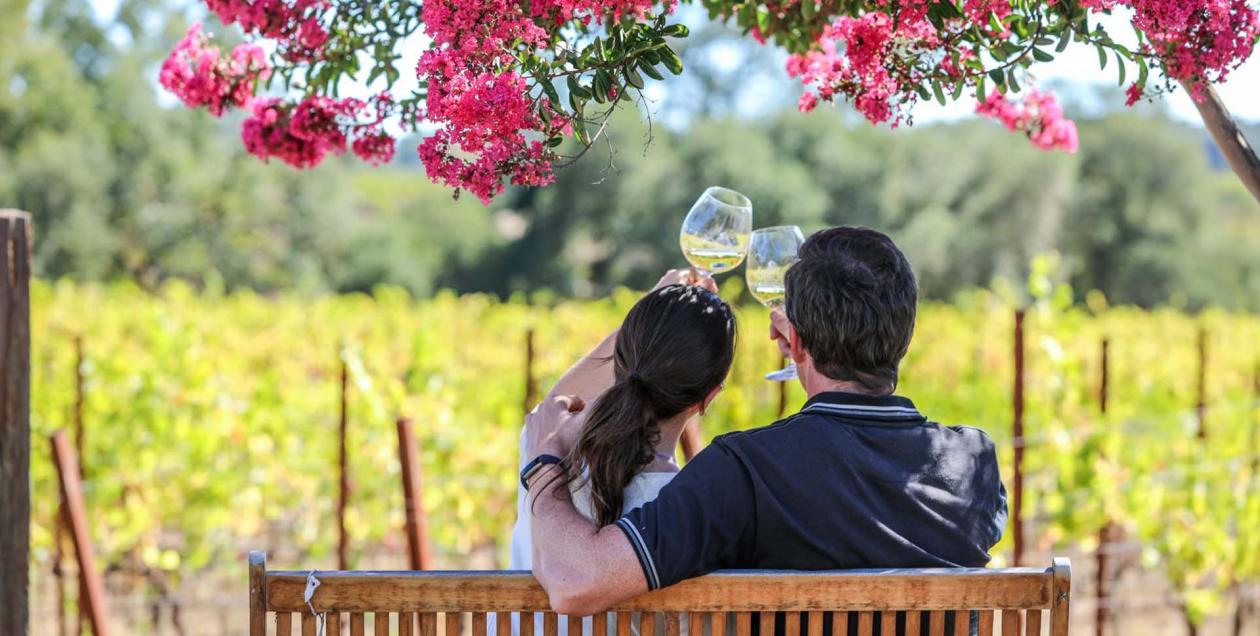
[
  {"x1": 1032, "y1": 48, "x2": 1054, "y2": 63},
  {"x1": 976, "y1": 76, "x2": 988, "y2": 102},
  {"x1": 932, "y1": 79, "x2": 946, "y2": 106},
  {"x1": 802, "y1": 0, "x2": 815, "y2": 20},
  {"x1": 1056, "y1": 30, "x2": 1071, "y2": 52},
  {"x1": 662, "y1": 49, "x2": 684, "y2": 75},
  {"x1": 546, "y1": 136, "x2": 564, "y2": 148},
  {"x1": 639, "y1": 59, "x2": 666, "y2": 81},
  {"x1": 915, "y1": 84, "x2": 931, "y2": 101},
  {"x1": 1006, "y1": 69, "x2": 1020, "y2": 93},
  {"x1": 542, "y1": 80, "x2": 560, "y2": 106},
  {"x1": 625, "y1": 66, "x2": 645, "y2": 89},
  {"x1": 573, "y1": 118, "x2": 590, "y2": 145},
  {"x1": 951, "y1": 80, "x2": 965, "y2": 101},
  {"x1": 1096, "y1": 45, "x2": 1108, "y2": 69},
  {"x1": 662, "y1": 24, "x2": 689, "y2": 38},
  {"x1": 1137, "y1": 57, "x2": 1149, "y2": 85},
  {"x1": 1116, "y1": 54, "x2": 1126, "y2": 86},
  {"x1": 988, "y1": 69, "x2": 1005, "y2": 86},
  {"x1": 567, "y1": 75, "x2": 590, "y2": 99}
]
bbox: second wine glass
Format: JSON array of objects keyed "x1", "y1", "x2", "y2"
[
  {"x1": 747, "y1": 225, "x2": 805, "y2": 381},
  {"x1": 679, "y1": 187, "x2": 752, "y2": 275}
]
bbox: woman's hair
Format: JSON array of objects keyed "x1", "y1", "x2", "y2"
[{"x1": 565, "y1": 284, "x2": 736, "y2": 527}]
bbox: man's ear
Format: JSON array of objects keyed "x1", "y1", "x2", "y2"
[{"x1": 788, "y1": 323, "x2": 808, "y2": 365}]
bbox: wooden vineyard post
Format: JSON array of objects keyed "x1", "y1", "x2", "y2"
[
  {"x1": 74, "y1": 335, "x2": 88, "y2": 636},
  {"x1": 338, "y1": 354, "x2": 350, "y2": 570},
  {"x1": 1095, "y1": 338, "x2": 1112, "y2": 636},
  {"x1": 523, "y1": 328, "x2": 538, "y2": 417},
  {"x1": 397, "y1": 418, "x2": 433, "y2": 570},
  {"x1": 1196, "y1": 328, "x2": 1208, "y2": 440},
  {"x1": 680, "y1": 421, "x2": 703, "y2": 462},
  {"x1": 51, "y1": 430, "x2": 111, "y2": 636},
  {"x1": 0, "y1": 210, "x2": 32, "y2": 636},
  {"x1": 777, "y1": 356, "x2": 789, "y2": 418},
  {"x1": 1012, "y1": 308, "x2": 1026, "y2": 567}
]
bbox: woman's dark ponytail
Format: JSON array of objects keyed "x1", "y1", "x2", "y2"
[{"x1": 563, "y1": 284, "x2": 736, "y2": 527}]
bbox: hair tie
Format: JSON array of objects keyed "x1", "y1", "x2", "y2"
[{"x1": 627, "y1": 371, "x2": 643, "y2": 383}]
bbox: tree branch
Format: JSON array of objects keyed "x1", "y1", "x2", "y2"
[{"x1": 1184, "y1": 81, "x2": 1260, "y2": 206}]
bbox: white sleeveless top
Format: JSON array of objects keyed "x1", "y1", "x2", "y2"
[{"x1": 501, "y1": 429, "x2": 677, "y2": 636}]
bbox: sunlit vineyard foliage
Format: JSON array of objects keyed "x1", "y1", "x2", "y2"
[{"x1": 28, "y1": 267, "x2": 1260, "y2": 625}]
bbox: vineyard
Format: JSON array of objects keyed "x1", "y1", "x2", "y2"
[{"x1": 24, "y1": 272, "x2": 1260, "y2": 634}]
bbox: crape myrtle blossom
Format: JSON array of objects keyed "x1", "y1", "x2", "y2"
[
  {"x1": 164, "y1": 0, "x2": 1259, "y2": 201},
  {"x1": 975, "y1": 90, "x2": 1078, "y2": 152},
  {"x1": 159, "y1": 23, "x2": 269, "y2": 117}
]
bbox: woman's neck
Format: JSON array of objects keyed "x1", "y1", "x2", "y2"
[{"x1": 643, "y1": 411, "x2": 694, "y2": 472}]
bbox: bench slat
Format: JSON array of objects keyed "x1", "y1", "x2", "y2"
[
  {"x1": 953, "y1": 611, "x2": 968, "y2": 636},
  {"x1": 277, "y1": 612, "x2": 292, "y2": 636},
  {"x1": 831, "y1": 612, "x2": 847, "y2": 636},
  {"x1": 448, "y1": 613, "x2": 463, "y2": 636},
  {"x1": 328, "y1": 612, "x2": 341, "y2": 636},
  {"x1": 265, "y1": 570, "x2": 1053, "y2": 613},
  {"x1": 904, "y1": 611, "x2": 920, "y2": 636},
  {"x1": 473, "y1": 612, "x2": 486, "y2": 636},
  {"x1": 759, "y1": 612, "x2": 774, "y2": 636},
  {"x1": 374, "y1": 612, "x2": 388, "y2": 636},
  {"x1": 928, "y1": 610, "x2": 944, "y2": 636},
  {"x1": 807, "y1": 611, "x2": 822, "y2": 636},
  {"x1": 735, "y1": 612, "x2": 750, "y2": 636},
  {"x1": 350, "y1": 613, "x2": 364, "y2": 636},
  {"x1": 855, "y1": 612, "x2": 872, "y2": 636},
  {"x1": 714, "y1": 611, "x2": 728, "y2": 636},
  {"x1": 1001, "y1": 610, "x2": 1020, "y2": 636},
  {"x1": 421, "y1": 611, "x2": 437, "y2": 636},
  {"x1": 879, "y1": 611, "x2": 894, "y2": 636},
  {"x1": 1025, "y1": 609, "x2": 1041, "y2": 636},
  {"x1": 302, "y1": 612, "x2": 317, "y2": 636},
  {"x1": 977, "y1": 610, "x2": 993, "y2": 636}
]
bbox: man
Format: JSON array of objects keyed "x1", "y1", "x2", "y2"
[{"x1": 522, "y1": 226, "x2": 1008, "y2": 617}]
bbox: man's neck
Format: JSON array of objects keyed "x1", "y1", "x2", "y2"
[{"x1": 799, "y1": 360, "x2": 893, "y2": 399}]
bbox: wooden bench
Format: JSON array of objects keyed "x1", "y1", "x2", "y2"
[{"x1": 249, "y1": 552, "x2": 1071, "y2": 636}]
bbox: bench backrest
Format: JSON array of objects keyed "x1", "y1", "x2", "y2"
[{"x1": 248, "y1": 551, "x2": 1070, "y2": 636}]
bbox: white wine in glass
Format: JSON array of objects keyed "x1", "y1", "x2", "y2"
[
  {"x1": 680, "y1": 187, "x2": 752, "y2": 274},
  {"x1": 747, "y1": 225, "x2": 805, "y2": 381}
]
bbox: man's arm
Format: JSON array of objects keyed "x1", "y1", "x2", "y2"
[{"x1": 527, "y1": 463, "x2": 648, "y2": 616}]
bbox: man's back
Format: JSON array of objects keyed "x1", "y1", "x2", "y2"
[{"x1": 615, "y1": 392, "x2": 1007, "y2": 590}]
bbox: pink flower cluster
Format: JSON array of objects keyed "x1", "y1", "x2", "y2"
[
  {"x1": 204, "y1": 0, "x2": 330, "y2": 61},
  {"x1": 159, "y1": 23, "x2": 269, "y2": 117},
  {"x1": 242, "y1": 95, "x2": 396, "y2": 169},
  {"x1": 1080, "y1": 0, "x2": 1258, "y2": 99},
  {"x1": 413, "y1": 0, "x2": 672, "y2": 202},
  {"x1": 976, "y1": 89, "x2": 1079, "y2": 153},
  {"x1": 786, "y1": 7, "x2": 940, "y2": 126}
]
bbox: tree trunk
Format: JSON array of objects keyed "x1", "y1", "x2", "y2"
[
  {"x1": 0, "y1": 210, "x2": 33, "y2": 636},
  {"x1": 1184, "y1": 82, "x2": 1260, "y2": 205}
]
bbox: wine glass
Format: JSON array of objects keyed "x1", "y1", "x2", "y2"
[
  {"x1": 679, "y1": 187, "x2": 752, "y2": 275},
  {"x1": 747, "y1": 225, "x2": 804, "y2": 381}
]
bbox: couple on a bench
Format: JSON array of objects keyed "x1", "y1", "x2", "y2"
[{"x1": 511, "y1": 226, "x2": 1008, "y2": 634}]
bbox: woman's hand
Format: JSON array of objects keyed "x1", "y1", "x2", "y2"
[
  {"x1": 524, "y1": 395, "x2": 588, "y2": 458},
  {"x1": 651, "y1": 268, "x2": 718, "y2": 294}
]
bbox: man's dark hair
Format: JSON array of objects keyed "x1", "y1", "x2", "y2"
[{"x1": 784, "y1": 226, "x2": 917, "y2": 394}]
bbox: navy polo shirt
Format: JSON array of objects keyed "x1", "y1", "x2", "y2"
[{"x1": 615, "y1": 391, "x2": 1008, "y2": 590}]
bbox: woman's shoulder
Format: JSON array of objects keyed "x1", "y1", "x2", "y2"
[{"x1": 622, "y1": 470, "x2": 678, "y2": 509}]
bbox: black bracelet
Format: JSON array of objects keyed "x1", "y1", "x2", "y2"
[{"x1": 520, "y1": 454, "x2": 563, "y2": 491}]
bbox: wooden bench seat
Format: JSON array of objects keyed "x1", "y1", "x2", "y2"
[{"x1": 249, "y1": 551, "x2": 1070, "y2": 636}]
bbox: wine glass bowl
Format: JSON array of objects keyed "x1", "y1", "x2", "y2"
[
  {"x1": 747, "y1": 225, "x2": 805, "y2": 381},
  {"x1": 746, "y1": 225, "x2": 804, "y2": 308},
  {"x1": 679, "y1": 187, "x2": 753, "y2": 274}
]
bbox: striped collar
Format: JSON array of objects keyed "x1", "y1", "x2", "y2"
[{"x1": 800, "y1": 391, "x2": 925, "y2": 422}]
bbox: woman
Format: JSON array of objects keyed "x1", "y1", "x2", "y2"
[{"x1": 505, "y1": 270, "x2": 736, "y2": 634}]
